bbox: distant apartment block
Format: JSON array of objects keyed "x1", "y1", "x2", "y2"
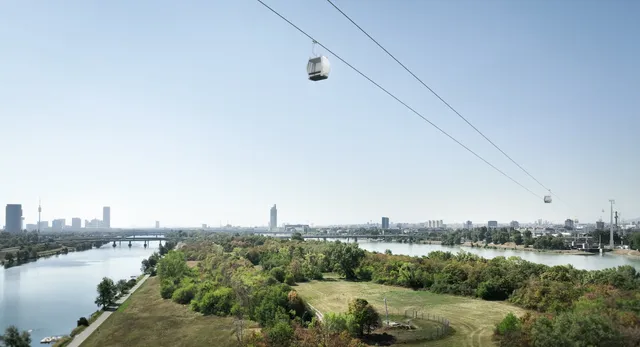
[
  {"x1": 52, "y1": 219, "x2": 66, "y2": 231},
  {"x1": 26, "y1": 223, "x2": 38, "y2": 231},
  {"x1": 5, "y1": 204, "x2": 23, "y2": 233},
  {"x1": 465, "y1": 221, "x2": 473, "y2": 230},
  {"x1": 85, "y1": 218, "x2": 103, "y2": 228},
  {"x1": 488, "y1": 220, "x2": 498, "y2": 229},
  {"x1": 565, "y1": 219, "x2": 575, "y2": 230},
  {"x1": 155, "y1": 221, "x2": 160, "y2": 229},
  {"x1": 103, "y1": 206, "x2": 111, "y2": 228},
  {"x1": 381, "y1": 217, "x2": 390, "y2": 229},
  {"x1": 72, "y1": 218, "x2": 82, "y2": 228},
  {"x1": 510, "y1": 221, "x2": 520, "y2": 229},
  {"x1": 39, "y1": 221, "x2": 49, "y2": 230}
]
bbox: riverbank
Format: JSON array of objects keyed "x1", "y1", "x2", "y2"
[
  {"x1": 613, "y1": 249, "x2": 640, "y2": 258},
  {"x1": 460, "y1": 242, "x2": 593, "y2": 255},
  {"x1": 76, "y1": 276, "x2": 259, "y2": 347},
  {"x1": 63, "y1": 274, "x2": 150, "y2": 347},
  {"x1": 0, "y1": 243, "x2": 159, "y2": 346},
  {"x1": 0, "y1": 242, "x2": 110, "y2": 268}
]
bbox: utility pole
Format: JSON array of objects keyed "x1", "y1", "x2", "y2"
[
  {"x1": 609, "y1": 199, "x2": 615, "y2": 249},
  {"x1": 384, "y1": 297, "x2": 389, "y2": 326}
]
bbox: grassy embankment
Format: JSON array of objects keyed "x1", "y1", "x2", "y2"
[
  {"x1": 295, "y1": 275, "x2": 526, "y2": 347},
  {"x1": 79, "y1": 276, "x2": 259, "y2": 347}
]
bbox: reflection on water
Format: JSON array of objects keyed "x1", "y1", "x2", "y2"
[{"x1": 0, "y1": 241, "x2": 158, "y2": 346}]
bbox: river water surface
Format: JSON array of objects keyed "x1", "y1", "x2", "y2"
[
  {"x1": 352, "y1": 240, "x2": 640, "y2": 271},
  {"x1": 0, "y1": 241, "x2": 158, "y2": 346}
]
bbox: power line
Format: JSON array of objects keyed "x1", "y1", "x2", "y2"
[
  {"x1": 324, "y1": 0, "x2": 562, "y2": 203},
  {"x1": 256, "y1": 0, "x2": 542, "y2": 200}
]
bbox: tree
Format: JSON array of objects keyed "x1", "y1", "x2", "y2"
[
  {"x1": 95, "y1": 277, "x2": 117, "y2": 309},
  {"x1": 4, "y1": 252, "x2": 14, "y2": 263},
  {"x1": 513, "y1": 233, "x2": 523, "y2": 246},
  {"x1": 116, "y1": 279, "x2": 129, "y2": 295},
  {"x1": 157, "y1": 251, "x2": 189, "y2": 284},
  {"x1": 291, "y1": 232, "x2": 304, "y2": 242},
  {"x1": 0, "y1": 326, "x2": 31, "y2": 347},
  {"x1": 330, "y1": 243, "x2": 365, "y2": 280},
  {"x1": 347, "y1": 298, "x2": 381, "y2": 337},
  {"x1": 630, "y1": 232, "x2": 640, "y2": 251}
]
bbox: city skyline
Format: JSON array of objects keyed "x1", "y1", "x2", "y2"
[
  {"x1": 1, "y1": 1, "x2": 638, "y2": 227},
  {"x1": 3, "y1": 199, "x2": 637, "y2": 230}
]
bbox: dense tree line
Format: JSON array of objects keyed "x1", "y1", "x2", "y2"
[{"x1": 1, "y1": 231, "x2": 110, "y2": 267}]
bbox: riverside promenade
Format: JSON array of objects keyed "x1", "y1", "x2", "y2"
[{"x1": 68, "y1": 274, "x2": 151, "y2": 347}]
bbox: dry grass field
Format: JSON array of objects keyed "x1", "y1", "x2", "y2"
[
  {"x1": 80, "y1": 276, "x2": 259, "y2": 347},
  {"x1": 295, "y1": 275, "x2": 526, "y2": 347}
]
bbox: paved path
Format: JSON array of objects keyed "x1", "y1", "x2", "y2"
[{"x1": 68, "y1": 274, "x2": 150, "y2": 347}]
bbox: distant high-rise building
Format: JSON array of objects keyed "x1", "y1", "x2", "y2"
[
  {"x1": 510, "y1": 221, "x2": 520, "y2": 229},
  {"x1": 26, "y1": 223, "x2": 38, "y2": 231},
  {"x1": 465, "y1": 221, "x2": 473, "y2": 230},
  {"x1": 270, "y1": 204, "x2": 278, "y2": 231},
  {"x1": 103, "y1": 206, "x2": 111, "y2": 228},
  {"x1": 488, "y1": 220, "x2": 498, "y2": 229},
  {"x1": 5, "y1": 204, "x2": 23, "y2": 233},
  {"x1": 155, "y1": 221, "x2": 160, "y2": 229},
  {"x1": 52, "y1": 219, "x2": 65, "y2": 231},
  {"x1": 439, "y1": 220, "x2": 444, "y2": 228},
  {"x1": 381, "y1": 217, "x2": 390, "y2": 229},
  {"x1": 564, "y1": 219, "x2": 574, "y2": 230},
  {"x1": 39, "y1": 221, "x2": 49, "y2": 230},
  {"x1": 72, "y1": 218, "x2": 82, "y2": 229}
]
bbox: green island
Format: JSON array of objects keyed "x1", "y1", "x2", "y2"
[{"x1": 31, "y1": 233, "x2": 635, "y2": 347}]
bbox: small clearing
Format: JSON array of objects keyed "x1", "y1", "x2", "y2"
[{"x1": 295, "y1": 276, "x2": 526, "y2": 347}]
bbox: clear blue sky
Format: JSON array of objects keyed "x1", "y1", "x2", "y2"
[{"x1": 1, "y1": 0, "x2": 638, "y2": 228}]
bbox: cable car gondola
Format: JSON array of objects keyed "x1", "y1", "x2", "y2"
[
  {"x1": 544, "y1": 190, "x2": 552, "y2": 203},
  {"x1": 307, "y1": 40, "x2": 330, "y2": 81}
]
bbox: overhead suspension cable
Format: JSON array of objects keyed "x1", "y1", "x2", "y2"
[
  {"x1": 324, "y1": 0, "x2": 563, "y2": 202},
  {"x1": 256, "y1": 0, "x2": 542, "y2": 199}
]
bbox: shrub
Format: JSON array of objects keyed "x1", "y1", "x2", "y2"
[
  {"x1": 76, "y1": 317, "x2": 89, "y2": 327},
  {"x1": 160, "y1": 280, "x2": 177, "y2": 299},
  {"x1": 284, "y1": 273, "x2": 296, "y2": 286},
  {"x1": 496, "y1": 312, "x2": 520, "y2": 335},
  {"x1": 270, "y1": 267, "x2": 286, "y2": 283},
  {"x1": 172, "y1": 283, "x2": 196, "y2": 305}
]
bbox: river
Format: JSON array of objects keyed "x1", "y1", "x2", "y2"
[
  {"x1": 0, "y1": 240, "x2": 158, "y2": 346},
  {"x1": 353, "y1": 240, "x2": 640, "y2": 271},
  {"x1": 300, "y1": 238, "x2": 640, "y2": 271}
]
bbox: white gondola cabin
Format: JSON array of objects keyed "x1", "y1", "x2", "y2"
[
  {"x1": 544, "y1": 195, "x2": 552, "y2": 203},
  {"x1": 307, "y1": 56, "x2": 330, "y2": 81}
]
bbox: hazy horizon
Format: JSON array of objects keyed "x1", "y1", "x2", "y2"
[{"x1": 1, "y1": 0, "x2": 638, "y2": 227}]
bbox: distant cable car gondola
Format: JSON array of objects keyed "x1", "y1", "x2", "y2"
[
  {"x1": 544, "y1": 190, "x2": 552, "y2": 203},
  {"x1": 307, "y1": 40, "x2": 330, "y2": 81}
]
